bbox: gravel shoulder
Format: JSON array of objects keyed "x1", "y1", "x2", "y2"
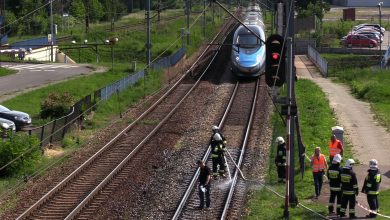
[{"x1": 296, "y1": 55, "x2": 390, "y2": 218}]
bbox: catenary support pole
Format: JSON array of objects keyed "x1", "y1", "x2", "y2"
[
  {"x1": 50, "y1": 0, "x2": 54, "y2": 62},
  {"x1": 146, "y1": 0, "x2": 151, "y2": 66}
]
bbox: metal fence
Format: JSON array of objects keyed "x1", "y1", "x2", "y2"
[
  {"x1": 10, "y1": 35, "x2": 56, "y2": 49},
  {"x1": 307, "y1": 45, "x2": 328, "y2": 77},
  {"x1": 28, "y1": 46, "x2": 186, "y2": 147}
]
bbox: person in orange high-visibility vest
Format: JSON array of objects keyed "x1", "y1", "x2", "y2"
[
  {"x1": 311, "y1": 147, "x2": 328, "y2": 199},
  {"x1": 329, "y1": 134, "x2": 343, "y2": 162}
]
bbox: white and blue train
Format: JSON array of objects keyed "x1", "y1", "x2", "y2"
[{"x1": 231, "y1": 4, "x2": 266, "y2": 77}]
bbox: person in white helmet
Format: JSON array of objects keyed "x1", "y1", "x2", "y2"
[
  {"x1": 211, "y1": 125, "x2": 227, "y2": 145},
  {"x1": 340, "y1": 158, "x2": 358, "y2": 218},
  {"x1": 327, "y1": 154, "x2": 343, "y2": 215},
  {"x1": 210, "y1": 126, "x2": 227, "y2": 179},
  {"x1": 274, "y1": 136, "x2": 286, "y2": 183},
  {"x1": 362, "y1": 159, "x2": 381, "y2": 218}
]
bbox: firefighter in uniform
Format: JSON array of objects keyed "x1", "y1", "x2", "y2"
[
  {"x1": 327, "y1": 154, "x2": 342, "y2": 215},
  {"x1": 340, "y1": 158, "x2": 358, "y2": 218},
  {"x1": 274, "y1": 136, "x2": 286, "y2": 183},
  {"x1": 210, "y1": 126, "x2": 227, "y2": 179},
  {"x1": 329, "y1": 134, "x2": 343, "y2": 162},
  {"x1": 362, "y1": 159, "x2": 381, "y2": 218},
  {"x1": 210, "y1": 125, "x2": 227, "y2": 145}
]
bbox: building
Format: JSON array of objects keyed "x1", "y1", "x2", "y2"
[{"x1": 332, "y1": 0, "x2": 390, "y2": 7}]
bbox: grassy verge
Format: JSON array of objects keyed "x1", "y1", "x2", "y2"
[
  {"x1": 245, "y1": 79, "x2": 352, "y2": 219},
  {"x1": 0, "y1": 67, "x2": 17, "y2": 77},
  {"x1": 322, "y1": 54, "x2": 390, "y2": 131}
]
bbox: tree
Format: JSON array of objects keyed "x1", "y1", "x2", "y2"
[
  {"x1": 70, "y1": 0, "x2": 86, "y2": 22},
  {"x1": 297, "y1": 1, "x2": 329, "y2": 22},
  {"x1": 88, "y1": 0, "x2": 105, "y2": 22}
]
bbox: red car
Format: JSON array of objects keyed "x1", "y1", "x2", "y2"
[{"x1": 343, "y1": 34, "x2": 378, "y2": 48}]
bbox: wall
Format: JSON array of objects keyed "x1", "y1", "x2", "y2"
[
  {"x1": 333, "y1": 0, "x2": 390, "y2": 7},
  {"x1": 24, "y1": 46, "x2": 58, "y2": 62}
]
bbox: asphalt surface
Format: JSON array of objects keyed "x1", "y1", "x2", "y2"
[
  {"x1": 0, "y1": 62, "x2": 93, "y2": 102},
  {"x1": 296, "y1": 55, "x2": 390, "y2": 219}
]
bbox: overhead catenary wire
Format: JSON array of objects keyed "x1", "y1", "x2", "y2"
[{"x1": 0, "y1": 0, "x2": 214, "y2": 184}]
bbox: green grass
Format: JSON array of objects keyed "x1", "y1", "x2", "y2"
[
  {"x1": 59, "y1": 10, "x2": 223, "y2": 66},
  {"x1": 0, "y1": 67, "x2": 17, "y2": 77},
  {"x1": 322, "y1": 54, "x2": 390, "y2": 130},
  {"x1": 245, "y1": 79, "x2": 353, "y2": 219},
  {"x1": 1, "y1": 65, "x2": 130, "y2": 125},
  {"x1": 378, "y1": 189, "x2": 390, "y2": 217}
]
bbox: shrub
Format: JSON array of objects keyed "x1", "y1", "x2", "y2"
[
  {"x1": 40, "y1": 92, "x2": 74, "y2": 119},
  {"x1": 0, "y1": 133, "x2": 40, "y2": 177}
]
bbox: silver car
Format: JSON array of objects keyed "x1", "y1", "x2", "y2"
[{"x1": 0, "y1": 117, "x2": 16, "y2": 131}]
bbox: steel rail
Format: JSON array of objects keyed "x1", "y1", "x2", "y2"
[
  {"x1": 171, "y1": 81, "x2": 239, "y2": 220},
  {"x1": 64, "y1": 24, "x2": 230, "y2": 220},
  {"x1": 220, "y1": 79, "x2": 260, "y2": 219},
  {"x1": 16, "y1": 13, "x2": 231, "y2": 220}
]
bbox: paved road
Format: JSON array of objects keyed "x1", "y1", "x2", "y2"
[{"x1": 0, "y1": 62, "x2": 93, "y2": 102}]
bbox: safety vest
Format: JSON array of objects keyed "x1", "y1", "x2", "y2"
[
  {"x1": 329, "y1": 140, "x2": 342, "y2": 156},
  {"x1": 312, "y1": 154, "x2": 326, "y2": 172}
]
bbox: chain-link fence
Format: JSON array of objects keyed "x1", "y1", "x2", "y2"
[{"x1": 27, "y1": 46, "x2": 185, "y2": 147}]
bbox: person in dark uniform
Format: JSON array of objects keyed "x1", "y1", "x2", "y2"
[
  {"x1": 274, "y1": 136, "x2": 286, "y2": 183},
  {"x1": 362, "y1": 159, "x2": 381, "y2": 218},
  {"x1": 210, "y1": 125, "x2": 227, "y2": 179},
  {"x1": 327, "y1": 154, "x2": 342, "y2": 215},
  {"x1": 197, "y1": 160, "x2": 211, "y2": 209},
  {"x1": 340, "y1": 159, "x2": 358, "y2": 219}
]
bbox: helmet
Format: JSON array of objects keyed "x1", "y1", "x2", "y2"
[
  {"x1": 344, "y1": 159, "x2": 355, "y2": 169},
  {"x1": 213, "y1": 133, "x2": 222, "y2": 141},
  {"x1": 332, "y1": 154, "x2": 342, "y2": 164},
  {"x1": 275, "y1": 136, "x2": 285, "y2": 144},
  {"x1": 212, "y1": 125, "x2": 219, "y2": 132},
  {"x1": 369, "y1": 159, "x2": 378, "y2": 169}
]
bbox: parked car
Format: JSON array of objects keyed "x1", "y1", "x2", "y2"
[
  {"x1": 353, "y1": 32, "x2": 382, "y2": 43},
  {"x1": 343, "y1": 34, "x2": 378, "y2": 48},
  {"x1": 0, "y1": 105, "x2": 31, "y2": 130},
  {"x1": 354, "y1": 28, "x2": 382, "y2": 37},
  {"x1": 0, "y1": 118, "x2": 16, "y2": 131},
  {"x1": 354, "y1": 24, "x2": 385, "y2": 35}
]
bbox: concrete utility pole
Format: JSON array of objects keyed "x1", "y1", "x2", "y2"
[
  {"x1": 146, "y1": 0, "x2": 151, "y2": 66},
  {"x1": 284, "y1": 0, "x2": 297, "y2": 218},
  {"x1": 378, "y1": 2, "x2": 383, "y2": 52},
  {"x1": 203, "y1": 0, "x2": 206, "y2": 38},
  {"x1": 186, "y1": 0, "x2": 190, "y2": 44},
  {"x1": 50, "y1": 0, "x2": 54, "y2": 62},
  {"x1": 277, "y1": 2, "x2": 284, "y2": 35}
]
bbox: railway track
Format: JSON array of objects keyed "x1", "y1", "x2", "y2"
[
  {"x1": 15, "y1": 14, "x2": 236, "y2": 220},
  {"x1": 172, "y1": 78, "x2": 260, "y2": 219}
]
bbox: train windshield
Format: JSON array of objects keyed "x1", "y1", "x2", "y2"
[{"x1": 236, "y1": 34, "x2": 261, "y2": 48}]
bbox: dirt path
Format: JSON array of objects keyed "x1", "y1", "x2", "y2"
[{"x1": 296, "y1": 55, "x2": 390, "y2": 218}]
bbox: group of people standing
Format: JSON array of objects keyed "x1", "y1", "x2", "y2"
[
  {"x1": 275, "y1": 134, "x2": 382, "y2": 218},
  {"x1": 197, "y1": 125, "x2": 228, "y2": 209}
]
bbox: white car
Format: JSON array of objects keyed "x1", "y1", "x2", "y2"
[{"x1": 0, "y1": 117, "x2": 16, "y2": 131}]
